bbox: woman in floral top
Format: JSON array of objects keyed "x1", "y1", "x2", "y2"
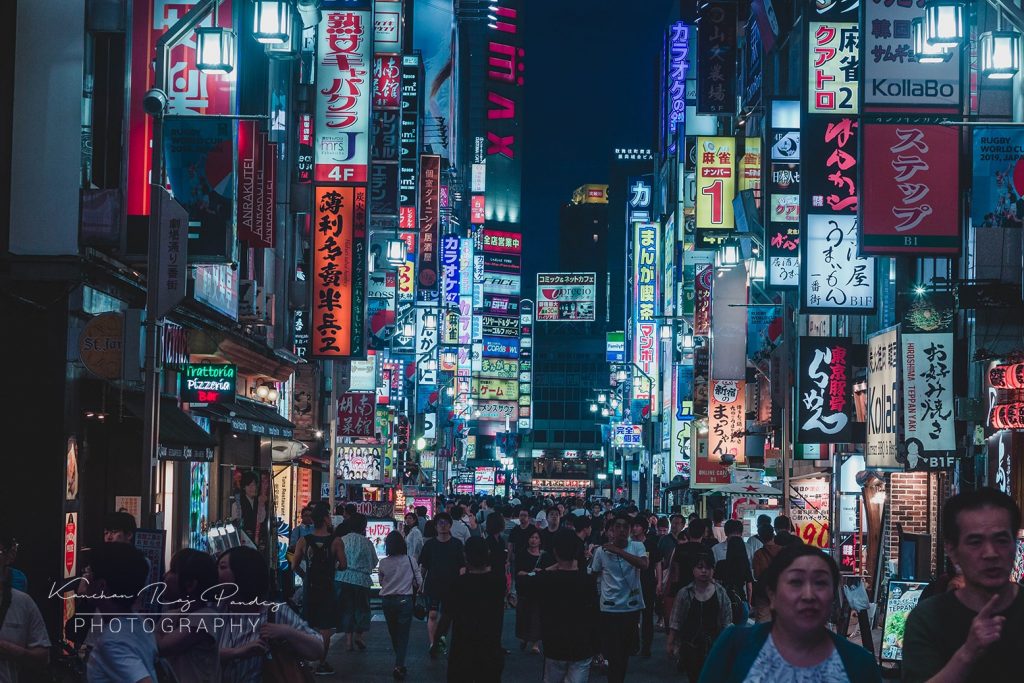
[{"x1": 336, "y1": 513, "x2": 379, "y2": 651}]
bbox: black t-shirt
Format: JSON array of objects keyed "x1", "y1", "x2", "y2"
[
  {"x1": 485, "y1": 534, "x2": 507, "y2": 574},
  {"x1": 540, "y1": 527, "x2": 561, "y2": 553},
  {"x1": 418, "y1": 537, "x2": 465, "y2": 598},
  {"x1": 640, "y1": 535, "x2": 662, "y2": 590},
  {"x1": 519, "y1": 569, "x2": 599, "y2": 661},
  {"x1": 670, "y1": 541, "x2": 707, "y2": 595},
  {"x1": 904, "y1": 587, "x2": 1024, "y2": 683},
  {"x1": 445, "y1": 570, "x2": 506, "y2": 652}
]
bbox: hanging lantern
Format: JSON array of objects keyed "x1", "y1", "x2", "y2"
[
  {"x1": 385, "y1": 238, "x2": 406, "y2": 267},
  {"x1": 195, "y1": 26, "x2": 236, "y2": 74},
  {"x1": 980, "y1": 31, "x2": 1021, "y2": 80},
  {"x1": 253, "y1": 0, "x2": 293, "y2": 45},
  {"x1": 913, "y1": 18, "x2": 952, "y2": 63},
  {"x1": 924, "y1": 0, "x2": 965, "y2": 48}
]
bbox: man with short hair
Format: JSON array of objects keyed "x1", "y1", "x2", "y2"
[
  {"x1": 419, "y1": 512, "x2": 466, "y2": 658},
  {"x1": 449, "y1": 505, "x2": 472, "y2": 544},
  {"x1": 540, "y1": 508, "x2": 563, "y2": 553},
  {"x1": 745, "y1": 513, "x2": 773, "y2": 558},
  {"x1": 663, "y1": 519, "x2": 707, "y2": 627},
  {"x1": 102, "y1": 511, "x2": 137, "y2": 544},
  {"x1": 903, "y1": 488, "x2": 1024, "y2": 682},
  {"x1": 630, "y1": 518, "x2": 661, "y2": 657},
  {"x1": 591, "y1": 514, "x2": 648, "y2": 683},
  {"x1": 444, "y1": 537, "x2": 506, "y2": 682},
  {"x1": 710, "y1": 508, "x2": 727, "y2": 543},
  {"x1": 570, "y1": 499, "x2": 588, "y2": 517},
  {"x1": 0, "y1": 531, "x2": 49, "y2": 682},
  {"x1": 712, "y1": 518, "x2": 749, "y2": 563}
]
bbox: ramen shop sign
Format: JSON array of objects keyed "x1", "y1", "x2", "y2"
[{"x1": 181, "y1": 364, "x2": 237, "y2": 403}]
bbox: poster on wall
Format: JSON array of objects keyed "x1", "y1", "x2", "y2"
[
  {"x1": 336, "y1": 445, "x2": 384, "y2": 483},
  {"x1": 867, "y1": 326, "x2": 900, "y2": 468},
  {"x1": 789, "y1": 476, "x2": 831, "y2": 549},
  {"x1": 536, "y1": 273, "x2": 597, "y2": 322},
  {"x1": 230, "y1": 469, "x2": 272, "y2": 549},
  {"x1": 189, "y1": 462, "x2": 210, "y2": 551},
  {"x1": 971, "y1": 129, "x2": 1024, "y2": 228},
  {"x1": 797, "y1": 337, "x2": 853, "y2": 444},
  {"x1": 861, "y1": 124, "x2": 960, "y2": 254},
  {"x1": 881, "y1": 581, "x2": 928, "y2": 662}
]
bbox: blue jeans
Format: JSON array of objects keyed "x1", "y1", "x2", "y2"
[{"x1": 382, "y1": 594, "x2": 414, "y2": 667}]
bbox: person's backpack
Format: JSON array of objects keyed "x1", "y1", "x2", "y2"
[{"x1": 306, "y1": 536, "x2": 334, "y2": 585}]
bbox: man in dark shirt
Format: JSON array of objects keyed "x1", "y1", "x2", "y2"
[
  {"x1": 507, "y1": 506, "x2": 537, "y2": 555},
  {"x1": 631, "y1": 518, "x2": 662, "y2": 657},
  {"x1": 904, "y1": 488, "x2": 1024, "y2": 682},
  {"x1": 419, "y1": 512, "x2": 466, "y2": 658},
  {"x1": 539, "y1": 508, "x2": 563, "y2": 553},
  {"x1": 444, "y1": 537, "x2": 506, "y2": 683},
  {"x1": 664, "y1": 519, "x2": 707, "y2": 626},
  {"x1": 519, "y1": 530, "x2": 598, "y2": 680}
]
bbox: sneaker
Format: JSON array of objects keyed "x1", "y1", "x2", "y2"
[
  {"x1": 429, "y1": 642, "x2": 440, "y2": 660},
  {"x1": 315, "y1": 662, "x2": 335, "y2": 676}
]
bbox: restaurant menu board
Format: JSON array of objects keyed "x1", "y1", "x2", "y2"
[
  {"x1": 881, "y1": 581, "x2": 927, "y2": 662},
  {"x1": 366, "y1": 518, "x2": 396, "y2": 591}
]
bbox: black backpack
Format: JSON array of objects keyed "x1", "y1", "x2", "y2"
[{"x1": 305, "y1": 536, "x2": 334, "y2": 585}]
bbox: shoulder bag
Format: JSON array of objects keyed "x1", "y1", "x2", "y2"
[
  {"x1": 410, "y1": 557, "x2": 428, "y2": 621},
  {"x1": 261, "y1": 608, "x2": 316, "y2": 683}
]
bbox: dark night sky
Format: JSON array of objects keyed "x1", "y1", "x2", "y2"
[{"x1": 521, "y1": 0, "x2": 673, "y2": 278}]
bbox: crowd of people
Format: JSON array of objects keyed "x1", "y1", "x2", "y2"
[{"x1": 1, "y1": 487, "x2": 1023, "y2": 681}]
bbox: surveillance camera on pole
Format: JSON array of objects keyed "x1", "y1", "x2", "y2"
[{"x1": 142, "y1": 89, "x2": 169, "y2": 118}]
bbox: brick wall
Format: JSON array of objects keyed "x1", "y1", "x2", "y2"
[{"x1": 885, "y1": 472, "x2": 946, "y2": 579}]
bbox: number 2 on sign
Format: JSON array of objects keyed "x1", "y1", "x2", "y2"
[{"x1": 701, "y1": 179, "x2": 724, "y2": 225}]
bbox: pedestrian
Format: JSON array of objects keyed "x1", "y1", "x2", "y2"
[
  {"x1": 714, "y1": 519, "x2": 754, "y2": 625},
  {"x1": 540, "y1": 508, "x2": 563, "y2": 552},
  {"x1": 157, "y1": 548, "x2": 221, "y2": 682},
  {"x1": 666, "y1": 552, "x2": 732, "y2": 679},
  {"x1": 745, "y1": 514, "x2": 774, "y2": 559},
  {"x1": 710, "y1": 508, "x2": 728, "y2": 543},
  {"x1": 484, "y1": 512, "x2": 508, "y2": 578},
  {"x1": 630, "y1": 517, "x2": 660, "y2": 657},
  {"x1": 449, "y1": 505, "x2": 472, "y2": 544},
  {"x1": 336, "y1": 512, "x2": 377, "y2": 652},
  {"x1": 519, "y1": 530, "x2": 599, "y2": 683},
  {"x1": 903, "y1": 488, "x2": 1024, "y2": 682},
  {"x1": 289, "y1": 505, "x2": 315, "y2": 547},
  {"x1": 752, "y1": 516, "x2": 800, "y2": 623},
  {"x1": 217, "y1": 546, "x2": 324, "y2": 682},
  {"x1": 378, "y1": 530, "x2": 422, "y2": 681},
  {"x1": 82, "y1": 542, "x2": 156, "y2": 683},
  {"x1": 697, "y1": 544, "x2": 880, "y2": 682},
  {"x1": 102, "y1": 510, "x2": 137, "y2": 544},
  {"x1": 402, "y1": 511, "x2": 424, "y2": 561},
  {"x1": 515, "y1": 528, "x2": 554, "y2": 653},
  {"x1": 415, "y1": 506, "x2": 428, "y2": 534},
  {"x1": 419, "y1": 512, "x2": 466, "y2": 658},
  {"x1": 0, "y1": 530, "x2": 49, "y2": 682},
  {"x1": 508, "y1": 506, "x2": 538, "y2": 555},
  {"x1": 291, "y1": 501, "x2": 346, "y2": 674},
  {"x1": 664, "y1": 518, "x2": 708, "y2": 627},
  {"x1": 590, "y1": 512, "x2": 648, "y2": 683},
  {"x1": 571, "y1": 514, "x2": 593, "y2": 573},
  {"x1": 445, "y1": 537, "x2": 506, "y2": 683}
]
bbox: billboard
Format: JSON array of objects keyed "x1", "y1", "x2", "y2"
[
  {"x1": 440, "y1": 235, "x2": 461, "y2": 307},
  {"x1": 315, "y1": 6, "x2": 372, "y2": 183},
  {"x1": 479, "y1": 358, "x2": 519, "y2": 380},
  {"x1": 695, "y1": 137, "x2": 736, "y2": 231},
  {"x1": 797, "y1": 337, "x2": 853, "y2": 444},
  {"x1": 696, "y1": 2, "x2": 737, "y2": 115},
  {"x1": 766, "y1": 105, "x2": 801, "y2": 287},
  {"x1": 902, "y1": 332, "x2": 955, "y2": 456},
  {"x1": 536, "y1": 273, "x2": 597, "y2": 321},
  {"x1": 337, "y1": 392, "x2": 377, "y2": 438},
  {"x1": 861, "y1": 125, "x2": 960, "y2": 254},
  {"x1": 312, "y1": 187, "x2": 367, "y2": 358},
  {"x1": 632, "y1": 223, "x2": 660, "y2": 409},
  {"x1": 708, "y1": 380, "x2": 745, "y2": 463},
  {"x1": 412, "y1": 0, "x2": 453, "y2": 157},
  {"x1": 867, "y1": 326, "x2": 900, "y2": 469},
  {"x1": 481, "y1": 229, "x2": 523, "y2": 254},
  {"x1": 971, "y1": 129, "x2": 1024, "y2": 227},
  {"x1": 807, "y1": 20, "x2": 858, "y2": 115},
  {"x1": 417, "y1": 155, "x2": 441, "y2": 302},
  {"x1": 373, "y1": 0, "x2": 403, "y2": 52},
  {"x1": 863, "y1": 0, "x2": 960, "y2": 109},
  {"x1": 666, "y1": 22, "x2": 690, "y2": 135},
  {"x1": 336, "y1": 445, "x2": 383, "y2": 483},
  {"x1": 472, "y1": 378, "x2": 519, "y2": 402},
  {"x1": 373, "y1": 54, "x2": 401, "y2": 109}
]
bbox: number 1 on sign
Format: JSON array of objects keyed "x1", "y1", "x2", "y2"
[{"x1": 701, "y1": 179, "x2": 724, "y2": 225}]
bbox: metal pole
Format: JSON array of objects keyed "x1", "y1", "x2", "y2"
[{"x1": 327, "y1": 361, "x2": 337, "y2": 514}]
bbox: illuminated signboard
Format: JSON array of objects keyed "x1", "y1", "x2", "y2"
[
  {"x1": 312, "y1": 186, "x2": 367, "y2": 357},
  {"x1": 181, "y1": 364, "x2": 237, "y2": 403},
  {"x1": 632, "y1": 223, "x2": 660, "y2": 409},
  {"x1": 667, "y1": 22, "x2": 689, "y2": 135},
  {"x1": 695, "y1": 137, "x2": 736, "y2": 230}
]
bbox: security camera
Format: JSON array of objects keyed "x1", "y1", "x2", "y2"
[
  {"x1": 721, "y1": 454, "x2": 736, "y2": 466},
  {"x1": 142, "y1": 89, "x2": 169, "y2": 118}
]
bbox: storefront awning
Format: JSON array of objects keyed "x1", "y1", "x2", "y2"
[
  {"x1": 123, "y1": 394, "x2": 217, "y2": 462},
  {"x1": 195, "y1": 396, "x2": 295, "y2": 438}
]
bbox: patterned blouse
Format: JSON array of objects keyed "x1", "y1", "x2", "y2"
[
  {"x1": 742, "y1": 635, "x2": 850, "y2": 683},
  {"x1": 217, "y1": 605, "x2": 320, "y2": 683},
  {"x1": 335, "y1": 532, "x2": 379, "y2": 588}
]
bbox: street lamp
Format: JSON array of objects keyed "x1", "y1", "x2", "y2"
[
  {"x1": 385, "y1": 238, "x2": 407, "y2": 267},
  {"x1": 589, "y1": 403, "x2": 598, "y2": 413},
  {"x1": 615, "y1": 369, "x2": 627, "y2": 382},
  {"x1": 924, "y1": 0, "x2": 965, "y2": 48},
  {"x1": 597, "y1": 393, "x2": 607, "y2": 404},
  {"x1": 912, "y1": 19, "x2": 952, "y2": 63},
  {"x1": 416, "y1": 436, "x2": 427, "y2": 451},
  {"x1": 195, "y1": 26, "x2": 236, "y2": 74},
  {"x1": 423, "y1": 313, "x2": 438, "y2": 331},
  {"x1": 980, "y1": 31, "x2": 1021, "y2": 80},
  {"x1": 253, "y1": 0, "x2": 294, "y2": 44},
  {"x1": 402, "y1": 321, "x2": 415, "y2": 338}
]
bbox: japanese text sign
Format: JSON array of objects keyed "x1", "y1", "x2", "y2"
[
  {"x1": 481, "y1": 229, "x2": 522, "y2": 254},
  {"x1": 807, "y1": 21, "x2": 859, "y2": 114},
  {"x1": 315, "y1": 7, "x2": 372, "y2": 183},
  {"x1": 373, "y1": 54, "x2": 401, "y2": 109},
  {"x1": 863, "y1": 0, "x2": 960, "y2": 109},
  {"x1": 338, "y1": 392, "x2": 376, "y2": 437},
  {"x1": 867, "y1": 326, "x2": 900, "y2": 468},
  {"x1": 667, "y1": 22, "x2": 690, "y2": 135},
  {"x1": 472, "y1": 378, "x2": 519, "y2": 402},
  {"x1": 312, "y1": 186, "x2": 367, "y2": 357},
  {"x1": 696, "y1": 2, "x2": 737, "y2": 115},
  {"x1": 861, "y1": 124, "x2": 960, "y2": 254},
  {"x1": 536, "y1": 273, "x2": 597, "y2": 322},
  {"x1": 797, "y1": 337, "x2": 853, "y2": 444},
  {"x1": 417, "y1": 155, "x2": 441, "y2": 302},
  {"x1": 441, "y1": 235, "x2": 461, "y2": 307},
  {"x1": 695, "y1": 137, "x2": 736, "y2": 230},
  {"x1": 632, "y1": 223, "x2": 661, "y2": 408},
  {"x1": 902, "y1": 332, "x2": 955, "y2": 455},
  {"x1": 709, "y1": 379, "x2": 745, "y2": 463},
  {"x1": 803, "y1": 215, "x2": 876, "y2": 313}
]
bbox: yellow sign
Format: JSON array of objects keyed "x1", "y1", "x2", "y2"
[
  {"x1": 738, "y1": 137, "x2": 761, "y2": 201},
  {"x1": 695, "y1": 137, "x2": 736, "y2": 230},
  {"x1": 472, "y1": 378, "x2": 519, "y2": 401}
]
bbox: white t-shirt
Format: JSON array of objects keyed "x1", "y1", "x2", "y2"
[
  {"x1": 590, "y1": 541, "x2": 647, "y2": 613},
  {"x1": 0, "y1": 589, "x2": 50, "y2": 683},
  {"x1": 451, "y1": 519, "x2": 472, "y2": 544},
  {"x1": 86, "y1": 621, "x2": 159, "y2": 683}
]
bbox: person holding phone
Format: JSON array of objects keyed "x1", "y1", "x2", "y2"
[{"x1": 515, "y1": 529, "x2": 554, "y2": 653}]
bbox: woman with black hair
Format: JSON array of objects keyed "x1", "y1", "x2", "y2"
[
  {"x1": 291, "y1": 501, "x2": 347, "y2": 675},
  {"x1": 715, "y1": 520, "x2": 754, "y2": 625},
  {"x1": 697, "y1": 544, "x2": 881, "y2": 682},
  {"x1": 378, "y1": 531, "x2": 422, "y2": 680},
  {"x1": 514, "y1": 528, "x2": 554, "y2": 654},
  {"x1": 336, "y1": 513, "x2": 378, "y2": 651},
  {"x1": 667, "y1": 552, "x2": 732, "y2": 680},
  {"x1": 157, "y1": 548, "x2": 221, "y2": 682},
  {"x1": 217, "y1": 546, "x2": 324, "y2": 683}
]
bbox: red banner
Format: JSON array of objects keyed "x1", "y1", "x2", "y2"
[
  {"x1": 312, "y1": 187, "x2": 357, "y2": 357},
  {"x1": 373, "y1": 54, "x2": 401, "y2": 109},
  {"x1": 337, "y1": 392, "x2": 376, "y2": 438},
  {"x1": 861, "y1": 124, "x2": 960, "y2": 254}
]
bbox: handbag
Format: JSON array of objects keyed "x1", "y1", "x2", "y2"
[
  {"x1": 261, "y1": 609, "x2": 316, "y2": 683},
  {"x1": 409, "y1": 557, "x2": 428, "y2": 621}
]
